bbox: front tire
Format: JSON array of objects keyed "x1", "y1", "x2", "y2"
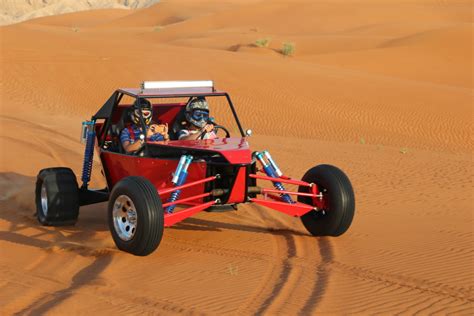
[
  {"x1": 35, "y1": 167, "x2": 79, "y2": 226},
  {"x1": 108, "y1": 176, "x2": 164, "y2": 256},
  {"x1": 298, "y1": 164, "x2": 355, "y2": 236}
]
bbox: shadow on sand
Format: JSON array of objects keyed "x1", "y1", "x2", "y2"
[{"x1": 1, "y1": 171, "x2": 333, "y2": 314}]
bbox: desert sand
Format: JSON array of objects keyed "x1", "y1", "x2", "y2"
[
  {"x1": 0, "y1": 0, "x2": 473, "y2": 314},
  {"x1": 0, "y1": 0, "x2": 160, "y2": 26}
]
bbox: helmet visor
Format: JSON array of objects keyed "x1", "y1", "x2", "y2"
[
  {"x1": 191, "y1": 109, "x2": 209, "y2": 122},
  {"x1": 135, "y1": 109, "x2": 152, "y2": 120}
]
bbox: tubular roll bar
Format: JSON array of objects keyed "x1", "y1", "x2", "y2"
[{"x1": 117, "y1": 90, "x2": 245, "y2": 137}]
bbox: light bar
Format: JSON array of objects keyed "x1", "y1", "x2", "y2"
[{"x1": 141, "y1": 80, "x2": 214, "y2": 90}]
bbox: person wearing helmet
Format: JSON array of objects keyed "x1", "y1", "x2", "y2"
[
  {"x1": 120, "y1": 98, "x2": 169, "y2": 153},
  {"x1": 177, "y1": 97, "x2": 217, "y2": 140}
]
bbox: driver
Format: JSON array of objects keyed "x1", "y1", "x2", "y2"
[
  {"x1": 177, "y1": 97, "x2": 217, "y2": 140},
  {"x1": 120, "y1": 98, "x2": 169, "y2": 153}
]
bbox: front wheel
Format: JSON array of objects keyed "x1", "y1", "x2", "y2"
[
  {"x1": 108, "y1": 176, "x2": 164, "y2": 256},
  {"x1": 298, "y1": 164, "x2": 355, "y2": 236}
]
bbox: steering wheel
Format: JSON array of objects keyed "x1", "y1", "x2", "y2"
[{"x1": 198, "y1": 125, "x2": 230, "y2": 140}]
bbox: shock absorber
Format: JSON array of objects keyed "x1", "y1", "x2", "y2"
[
  {"x1": 81, "y1": 120, "x2": 96, "y2": 189},
  {"x1": 263, "y1": 150, "x2": 283, "y2": 177},
  {"x1": 166, "y1": 155, "x2": 193, "y2": 213},
  {"x1": 255, "y1": 151, "x2": 294, "y2": 204}
]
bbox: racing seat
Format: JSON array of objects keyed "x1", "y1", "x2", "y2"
[
  {"x1": 110, "y1": 108, "x2": 131, "y2": 153},
  {"x1": 171, "y1": 108, "x2": 188, "y2": 140}
]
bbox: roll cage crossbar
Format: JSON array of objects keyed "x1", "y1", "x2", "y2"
[{"x1": 93, "y1": 89, "x2": 245, "y2": 147}]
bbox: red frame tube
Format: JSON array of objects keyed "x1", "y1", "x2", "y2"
[
  {"x1": 261, "y1": 188, "x2": 320, "y2": 198},
  {"x1": 249, "y1": 173, "x2": 311, "y2": 187},
  {"x1": 264, "y1": 192, "x2": 325, "y2": 209},
  {"x1": 162, "y1": 192, "x2": 211, "y2": 208},
  {"x1": 251, "y1": 173, "x2": 326, "y2": 212},
  {"x1": 164, "y1": 200, "x2": 216, "y2": 227},
  {"x1": 250, "y1": 198, "x2": 314, "y2": 217},
  {"x1": 158, "y1": 176, "x2": 217, "y2": 195}
]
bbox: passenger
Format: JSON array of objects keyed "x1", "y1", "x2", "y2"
[
  {"x1": 178, "y1": 97, "x2": 217, "y2": 140},
  {"x1": 120, "y1": 98, "x2": 169, "y2": 153}
]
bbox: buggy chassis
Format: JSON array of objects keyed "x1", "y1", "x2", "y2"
[{"x1": 35, "y1": 81, "x2": 355, "y2": 255}]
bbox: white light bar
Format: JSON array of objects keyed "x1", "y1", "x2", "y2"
[{"x1": 141, "y1": 80, "x2": 214, "y2": 90}]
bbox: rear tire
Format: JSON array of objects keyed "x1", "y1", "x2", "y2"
[
  {"x1": 298, "y1": 164, "x2": 355, "y2": 236},
  {"x1": 108, "y1": 176, "x2": 164, "y2": 256},
  {"x1": 35, "y1": 167, "x2": 79, "y2": 226}
]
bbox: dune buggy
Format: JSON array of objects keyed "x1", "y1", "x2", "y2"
[{"x1": 35, "y1": 81, "x2": 355, "y2": 256}]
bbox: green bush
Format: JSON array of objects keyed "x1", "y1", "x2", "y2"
[
  {"x1": 281, "y1": 42, "x2": 295, "y2": 56},
  {"x1": 255, "y1": 38, "x2": 271, "y2": 48}
]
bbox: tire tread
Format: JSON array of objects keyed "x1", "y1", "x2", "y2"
[
  {"x1": 299, "y1": 164, "x2": 355, "y2": 236},
  {"x1": 108, "y1": 176, "x2": 164, "y2": 256},
  {"x1": 35, "y1": 167, "x2": 79, "y2": 226}
]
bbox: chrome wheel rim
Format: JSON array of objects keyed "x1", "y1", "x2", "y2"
[
  {"x1": 41, "y1": 183, "x2": 48, "y2": 216},
  {"x1": 113, "y1": 195, "x2": 138, "y2": 241}
]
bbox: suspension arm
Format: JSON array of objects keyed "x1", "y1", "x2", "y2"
[
  {"x1": 249, "y1": 173, "x2": 312, "y2": 187},
  {"x1": 158, "y1": 175, "x2": 217, "y2": 195}
]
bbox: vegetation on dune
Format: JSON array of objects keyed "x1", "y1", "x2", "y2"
[
  {"x1": 255, "y1": 38, "x2": 271, "y2": 48},
  {"x1": 281, "y1": 42, "x2": 295, "y2": 56}
]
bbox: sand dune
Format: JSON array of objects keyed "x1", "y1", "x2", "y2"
[
  {"x1": 0, "y1": 0, "x2": 473, "y2": 314},
  {"x1": 0, "y1": 0, "x2": 160, "y2": 25}
]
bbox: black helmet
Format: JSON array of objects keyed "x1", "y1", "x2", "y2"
[
  {"x1": 185, "y1": 97, "x2": 209, "y2": 128},
  {"x1": 131, "y1": 98, "x2": 152, "y2": 125}
]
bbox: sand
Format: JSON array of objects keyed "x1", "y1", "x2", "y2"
[
  {"x1": 0, "y1": 0, "x2": 161, "y2": 26},
  {"x1": 0, "y1": 0, "x2": 472, "y2": 314}
]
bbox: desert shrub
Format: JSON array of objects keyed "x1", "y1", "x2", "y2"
[
  {"x1": 281, "y1": 42, "x2": 295, "y2": 56},
  {"x1": 255, "y1": 38, "x2": 271, "y2": 48}
]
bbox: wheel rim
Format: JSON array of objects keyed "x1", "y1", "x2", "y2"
[
  {"x1": 41, "y1": 183, "x2": 48, "y2": 216},
  {"x1": 113, "y1": 195, "x2": 138, "y2": 241},
  {"x1": 307, "y1": 186, "x2": 329, "y2": 220}
]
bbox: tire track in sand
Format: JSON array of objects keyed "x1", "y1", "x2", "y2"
[
  {"x1": 254, "y1": 233, "x2": 296, "y2": 315},
  {"x1": 174, "y1": 216, "x2": 300, "y2": 315},
  {"x1": 230, "y1": 204, "x2": 334, "y2": 315},
  {"x1": 249, "y1": 235, "x2": 334, "y2": 315},
  {"x1": 181, "y1": 214, "x2": 302, "y2": 315},
  {"x1": 300, "y1": 237, "x2": 334, "y2": 314}
]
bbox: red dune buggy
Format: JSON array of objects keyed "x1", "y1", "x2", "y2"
[{"x1": 35, "y1": 81, "x2": 355, "y2": 256}]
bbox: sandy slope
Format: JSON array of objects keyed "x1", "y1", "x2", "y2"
[
  {"x1": 0, "y1": 0, "x2": 473, "y2": 314},
  {"x1": 0, "y1": 0, "x2": 161, "y2": 26}
]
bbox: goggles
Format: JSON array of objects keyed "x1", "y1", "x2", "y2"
[
  {"x1": 192, "y1": 109, "x2": 209, "y2": 121},
  {"x1": 135, "y1": 109, "x2": 152, "y2": 119}
]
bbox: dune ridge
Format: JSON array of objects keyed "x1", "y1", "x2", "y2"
[
  {"x1": 0, "y1": 0, "x2": 161, "y2": 25},
  {"x1": 1, "y1": 0, "x2": 472, "y2": 314}
]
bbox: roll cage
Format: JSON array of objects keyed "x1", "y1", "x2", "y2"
[{"x1": 93, "y1": 87, "x2": 245, "y2": 148}]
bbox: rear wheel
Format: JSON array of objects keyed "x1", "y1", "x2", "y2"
[
  {"x1": 35, "y1": 167, "x2": 79, "y2": 226},
  {"x1": 298, "y1": 164, "x2": 355, "y2": 236},
  {"x1": 108, "y1": 176, "x2": 164, "y2": 256}
]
